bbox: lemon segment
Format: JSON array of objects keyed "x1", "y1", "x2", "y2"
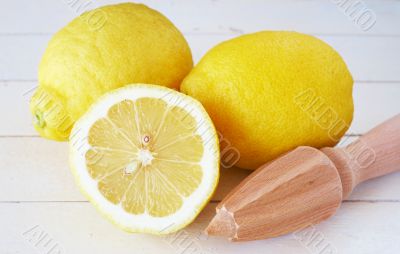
[{"x1": 70, "y1": 84, "x2": 219, "y2": 234}]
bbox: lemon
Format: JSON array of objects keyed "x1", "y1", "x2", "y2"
[
  {"x1": 181, "y1": 31, "x2": 353, "y2": 170},
  {"x1": 69, "y1": 84, "x2": 219, "y2": 234},
  {"x1": 30, "y1": 3, "x2": 193, "y2": 141}
]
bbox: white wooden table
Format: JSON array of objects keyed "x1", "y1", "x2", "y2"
[{"x1": 1, "y1": 1, "x2": 399, "y2": 253}]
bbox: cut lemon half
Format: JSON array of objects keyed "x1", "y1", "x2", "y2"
[{"x1": 69, "y1": 84, "x2": 219, "y2": 234}]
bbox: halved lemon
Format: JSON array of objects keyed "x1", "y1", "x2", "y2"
[{"x1": 69, "y1": 84, "x2": 219, "y2": 234}]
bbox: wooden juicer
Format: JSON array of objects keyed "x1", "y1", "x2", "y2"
[{"x1": 206, "y1": 114, "x2": 400, "y2": 241}]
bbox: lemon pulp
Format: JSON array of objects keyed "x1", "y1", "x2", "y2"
[{"x1": 86, "y1": 98, "x2": 204, "y2": 217}]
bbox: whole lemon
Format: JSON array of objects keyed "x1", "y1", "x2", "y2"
[
  {"x1": 30, "y1": 3, "x2": 193, "y2": 141},
  {"x1": 181, "y1": 31, "x2": 353, "y2": 169}
]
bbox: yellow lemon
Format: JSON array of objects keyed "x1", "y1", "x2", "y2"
[
  {"x1": 30, "y1": 3, "x2": 193, "y2": 141},
  {"x1": 181, "y1": 31, "x2": 353, "y2": 169},
  {"x1": 69, "y1": 84, "x2": 219, "y2": 234}
]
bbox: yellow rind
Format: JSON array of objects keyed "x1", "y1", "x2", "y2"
[
  {"x1": 32, "y1": 3, "x2": 193, "y2": 141},
  {"x1": 181, "y1": 31, "x2": 354, "y2": 169}
]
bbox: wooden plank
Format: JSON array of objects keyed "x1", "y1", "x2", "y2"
[
  {"x1": 0, "y1": 81, "x2": 37, "y2": 136},
  {"x1": 1, "y1": 136, "x2": 400, "y2": 202},
  {"x1": 0, "y1": 137, "x2": 84, "y2": 202},
  {"x1": 1, "y1": 81, "x2": 399, "y2": 137},
  {"x1": 351, "y1": 83, "x2": 400, "y2": 134},
  {"x1": 0, "y1": 202, "x2": 399, "y2": 254},
  {"x1": 0, "y1": 0, "x2": 399, "y2": 35},
  {"x1": 1, "y1": 1, "x2": 398, "y2": 253},
  {"x1": 1, "y1": 34, "x2": 400, "y2": 82}
]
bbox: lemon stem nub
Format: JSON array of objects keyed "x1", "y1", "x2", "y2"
[{"x1": 35, "y1": 111, "x2": 46, "y2": 128}]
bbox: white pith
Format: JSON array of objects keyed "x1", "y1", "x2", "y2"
[{"x1": 137, "y1": 149, "x2": 154, "y2": 167}]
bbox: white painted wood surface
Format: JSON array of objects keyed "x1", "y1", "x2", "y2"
[{"x1": 0, "y1": 1, "x2": 399, "y2": 253}]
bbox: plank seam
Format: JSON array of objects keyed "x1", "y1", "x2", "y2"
[
  {"x1": 1, "y1": 32, "x2": 400, "y2": 37},
  {"x1": 0, "y1": 199, "x2": 398, "y2": 203},
  {"x1": 2, "y1": 80, "x2": 399, "y2": 84}
]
